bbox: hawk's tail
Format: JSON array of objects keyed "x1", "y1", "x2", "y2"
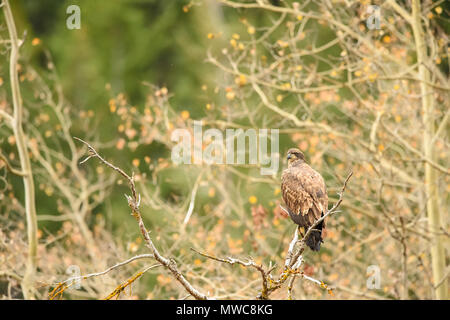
[{"x1": 306, "y1": 230, "x2": 323, "y2": 251}]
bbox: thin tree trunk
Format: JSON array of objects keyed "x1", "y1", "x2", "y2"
[
  {"x1": 411, "y1": 0, "x2": 447, "y2": 300},
  {"x1": 2, "y1": 0, "x2": 38, "y2": 299}
]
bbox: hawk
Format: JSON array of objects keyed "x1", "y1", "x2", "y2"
[{"x1": 281, "y1": 148, "x2": 328, "y2": 251}]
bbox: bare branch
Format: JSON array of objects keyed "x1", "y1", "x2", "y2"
[
  {"x1": 103, "y1": 264, "x2": 162, "y2": 300},
  {"x1": 191, "y1": 248, "x2": 269, "y2": 299},
  {"x1": 0, "y1": 152, "x2": 27, "y2": 176},
  {"x1": 49, "y1": 254, "x2": 156, "y2": 299},
  {"x1": 74, "y1": 137, "x2": 209, "y2": 300}
]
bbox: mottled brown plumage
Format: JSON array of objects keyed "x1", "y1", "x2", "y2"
[{"x1": 281, "y1": 148, "x2": 328, "y2": 251}]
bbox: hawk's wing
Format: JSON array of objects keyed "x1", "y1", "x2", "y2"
[{"x1": 281, "y1": 163, "x2": 328, "y2": 229}]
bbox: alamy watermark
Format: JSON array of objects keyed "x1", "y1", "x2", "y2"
[
  {"x1": 66, "y1": 264, "x2": 81, "y2": 289},
  {"x1": 171, "y1": 121, "x2": 279, "y2": 175},
  {"x1": 66, "y1": 5, "x2": 81, "y2": 30},
  {"x1": 366, "y1": 265, "x2": 381, "y2": 289},
  {"x1": 366, "y1": 5, "x2": 381, "y2": 30}
]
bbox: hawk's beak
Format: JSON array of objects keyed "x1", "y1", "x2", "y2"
[{"x1": 287, "y1": 154, "x2": 292, "y2": 160}]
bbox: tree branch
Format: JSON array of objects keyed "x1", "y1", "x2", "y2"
[
  {"x1": 0, "y1": 152, "x2": 27, "y2": 176},
  {"x1": 74, "y1": 137, "x2": 209, "y2": 300},
  {"x1": 191, "y1": 248, "x2": 270, "y2": 299}
]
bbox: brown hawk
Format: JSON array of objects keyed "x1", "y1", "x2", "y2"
[{"x1": 281, "y1": 148, "x2": 328, "y2": 251}]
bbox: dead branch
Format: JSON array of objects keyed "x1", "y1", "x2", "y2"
[
  {"x1": 0, "y1": 152, "x2": 27, "y2": 176},
  {"x1": 191, "y1": 248, "x2": 270, "y2": 299},
  {"x1": 103, "y1": 264, "x2": 162, "y2": 300},
  {"x1": 74, "y1": 137, "x2": 209, "y2": 300},
  {"x1": 49, "y1": 253, "x2": 156, "y2": 300}
]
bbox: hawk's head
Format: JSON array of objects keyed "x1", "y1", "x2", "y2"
[{"x1": 286, "y1": 148, "x2": 305, "y2": 166}]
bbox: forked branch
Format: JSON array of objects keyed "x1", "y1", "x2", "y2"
[{"x1": 74, "y1": 137, "x2": 209, "y2": 300}]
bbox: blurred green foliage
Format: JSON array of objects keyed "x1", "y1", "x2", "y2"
[
  {"x1": 6, "y1": 0, "x2": 224, "y2": 231},
  {"x1": 19, "y1": 0, "x2": 219, "y2": 115}
]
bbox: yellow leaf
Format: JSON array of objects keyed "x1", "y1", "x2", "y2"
[
  {"x1": 282, "y1": 82, "x2": 291, "y2": 89},
  {"x1": 181, "y1": 110, "x2": 190, "y2": 120},
  {"x1": 226, "y1": 91, "x2": 235, "y2": 100},
  {"x1": 235, "y1": 74, "x2": 247, "y2": 86},
  {"x1": 249, "y1": 196, "x2": 257, "y2": 204},
  {"x1": 31, "y1": 38, "x2": 41, "y2": 46},
  {"x1": 194, "y1": 259, "x2": 202, "y2": 266}
]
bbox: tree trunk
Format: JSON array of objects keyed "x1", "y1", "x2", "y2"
[
  {"x1": 3, "y1": 0, "x2": 38, "y2": 299},
  {"x1": 411, "y1": 0, "x2": 447, "y2": 300}
]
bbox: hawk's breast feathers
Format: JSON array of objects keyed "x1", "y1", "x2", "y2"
[{"x1": 281, "y1": 161, "x2": 328, "y2": 233}]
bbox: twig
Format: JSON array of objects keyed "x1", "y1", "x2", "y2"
[
  {"x1": 191, "y1": 248, "x2": 269, "y2": 299},
  {"x1": 0, "y1": 152, "x2": 27, "y2": 176},
  {"x1": 0, "y1": 271, "x2": 22, "y2": 282},
  {"x1": 283, "y1": 226, "x2": 299, "y2": 268},
  {"x1": 55, "y1": 254, "x2": 154, "y2": 286},
  {"x1": 183, "y1": 171, "x2": 203, "y2": 226},
  {"x1": 0, "y1": 109, "x2": 13, "y2": 126},
  {"x1": 104, "y1": 264, "x2": 162, "y2": 300},
  {"x1": 49, "y1": 254, "x2": 156, "y2": 300},
  {"x1": 287, "y1": 274, "x2": 297, "y2": 300}
]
